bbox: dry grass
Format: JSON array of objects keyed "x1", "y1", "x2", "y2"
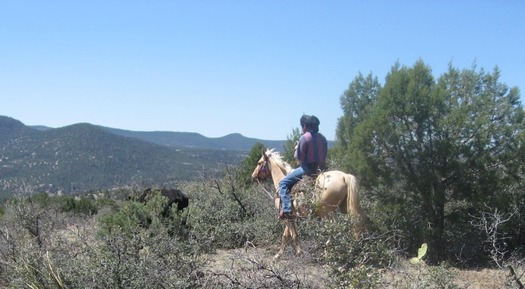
[
  {"x1": 203, "y1": 245, "x2": 518, "y2": 289},
  {"x1": 453, "y1": 268, "x2": 508, "y2": 289},
  {"x1": 201, "y1": 244, "x2": 330, "y2": 288}
]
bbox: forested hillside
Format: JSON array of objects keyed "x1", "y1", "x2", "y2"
[{"x1": 0, "y1": 116, "x2": 254, "y2": 197}]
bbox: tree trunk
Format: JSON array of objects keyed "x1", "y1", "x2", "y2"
[{"x1": 426, "y1": 181, "x2": 446, "y2": 263}]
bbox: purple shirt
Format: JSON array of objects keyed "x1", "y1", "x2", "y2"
[{"x1": 296, "y1": 131, "x2": 327, "y2": 169}]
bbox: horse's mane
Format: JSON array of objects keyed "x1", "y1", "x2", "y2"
[{"x1": 266, "y1": 149, "x2": 293, "y2": 174}]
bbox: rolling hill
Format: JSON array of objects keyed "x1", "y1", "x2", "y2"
[
  {"x1": 0, "y1": 115, "x2": 286, "y2": 198},
  {"x1": 100, "y1": 127, "x2": 286, "y2": 151}
]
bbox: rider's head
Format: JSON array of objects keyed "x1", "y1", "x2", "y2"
[{"x1": 300, "y1": 114, "x2": 320, "y2": 133}]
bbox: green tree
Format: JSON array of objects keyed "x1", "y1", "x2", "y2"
[
  {"x1": 282, "y1": 127, "x2": 301, "y2": 165},
  {"x1": 239, "y1": 142, "x2": 266, "y2": 187},
  {"x1": 335, "y1": 60, "x2": 524, "y2": 261},
  {"x1": 333, "y1": 72, "x2": 381, "y2": 172}
]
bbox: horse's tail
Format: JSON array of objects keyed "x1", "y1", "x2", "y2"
[
  {"x1": 343, "y1": 174, "x2": 367, "y2": 234},
  {"x1": 343, "y1": 174, "x2": 360, "y2": 216}
]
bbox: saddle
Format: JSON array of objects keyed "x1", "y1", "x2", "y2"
[
  {"x1": 277, "y1": 173, "x2": 321, "y2": 219},
  {"x1": 291, "y1": 174, "x2": 318, "y2": 196}
]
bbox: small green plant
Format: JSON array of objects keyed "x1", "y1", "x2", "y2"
[{"x1": 410, "y1": 243, "x2": 428, "y2": 264}]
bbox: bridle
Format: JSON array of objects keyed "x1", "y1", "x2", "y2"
[
  {"x1": 252, "y1": 153, "x2": 277, "y2": 200},
  {"x1": 254, "y1": 157, "x2": 270, "y2": 182}
]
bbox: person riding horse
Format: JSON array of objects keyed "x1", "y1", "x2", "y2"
[
  {"x1": 278, "y1": 114, "x2": 328, "y2": 219},
  {"x1": 252, "y1": 147, "x2": 364, "y2": 258}
]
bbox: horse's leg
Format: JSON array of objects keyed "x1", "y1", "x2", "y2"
[
  {"x1": 274, "y1": 223, "x2": 290, "y2": 259},
  {"x1": 288, "y1": 221, "x2": 303, "y2": 256}
]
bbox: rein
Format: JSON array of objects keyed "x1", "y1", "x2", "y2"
[{"x1": 260, "y1": 184, "x2": 276, "y2": 200}]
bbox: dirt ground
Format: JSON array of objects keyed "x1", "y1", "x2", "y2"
[
  {"x1": 202, "y1": 245, "x2": 519, "y2": 288},
  {"x1": 453, "y1": 268, "x2": 509, "y2": 289}
]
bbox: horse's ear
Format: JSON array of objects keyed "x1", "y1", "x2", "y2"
[{"x1": 262, "y1": 148, "x2": 269, "y2": 160}]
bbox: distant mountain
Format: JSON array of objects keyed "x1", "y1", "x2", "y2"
[
  {"x1": 100, "y1": 127, "x2": 286, "y2": 151},
  {"x1": 2, "y1": 115, "x2": 275, "y2": 197},
  {"x1": 30, "y1": 125, "x2": 53, "y2": 131}
]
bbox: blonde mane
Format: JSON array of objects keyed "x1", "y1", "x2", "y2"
[{"x1": 265, "y1": 149, "x2": 293, "y2": 174}]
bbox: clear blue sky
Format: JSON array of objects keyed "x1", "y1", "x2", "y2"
[{"x1": 1, "y1": 1, "x2": 523, "y2": 140}]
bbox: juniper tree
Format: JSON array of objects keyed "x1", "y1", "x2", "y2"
[{"x1": 334, "y1": 60, "x2": 524, "y2": 262}]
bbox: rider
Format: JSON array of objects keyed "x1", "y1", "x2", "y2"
[{"x1": 278, "y1": 114, "x2": 328, "y2": 219}]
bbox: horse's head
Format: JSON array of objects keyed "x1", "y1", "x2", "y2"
[
  {"x1": 251, "y1": 149, "x2": 293, "y2": 183},
  {"x1": 251, "y1": 149, "x2": 272, "y2": 182}
]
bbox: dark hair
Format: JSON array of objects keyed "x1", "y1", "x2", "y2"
[{"x1": 300, "y1": 114, "x2": 320, "y2": 132}]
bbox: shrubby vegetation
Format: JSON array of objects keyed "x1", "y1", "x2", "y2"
[
  {"x1": 0, "y1": 61, "x2": 524, "y2": 288},
  {"x1": 1, "y1": 168, "x2": 523, "y2": 288}
]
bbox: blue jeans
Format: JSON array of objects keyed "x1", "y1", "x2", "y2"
[{"x1": 279, "y1": 165, "x2": 308, "y2": 213}]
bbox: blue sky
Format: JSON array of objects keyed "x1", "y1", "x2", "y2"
[{"x1": 1, "y1": 1, "x2": 523, "y2": 140}]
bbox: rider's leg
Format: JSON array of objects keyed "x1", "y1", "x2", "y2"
[{"x1": 278, "y1": 167, "x2": 305, "y2": 213}]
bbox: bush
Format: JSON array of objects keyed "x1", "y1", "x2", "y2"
[
  {"x1": 1, "y1": 173, "x2": 522, "y2": 288},
  {"x1": 317, "y1": 215, "x2": 397, "y2": 288},
  {"x1": 182, "y1": 175, "x2": 280, "y2": 252},
  {"x1": 57, "y1": 195, "x2": 99, "y2": 215}
]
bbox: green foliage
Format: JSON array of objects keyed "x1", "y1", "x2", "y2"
[
  {"x1": 320, "y1": 215, "x2": 396, "y2": 288},
  {"x1": 57, "y1": 195, "x2": 98, "y2": 215},
  {"x1": 98, "y1": 200, "x2": 149, "y2": 235},
  {"x1": 283, "y1": 127, "x2": 301, "y2": 164},
  {"x1": 239, "y1": 142, "x2": 266, "y2": 187},
  {"x1": 0, "y1": 191, "x2": 202, "y2": 288},
  {"x1": 31, "y1": 191, "x2": 52, "y2": 206},
  {"x1": 333, "y1": 72, "x2": 381, "y2": 172},
  {"x1": 184, "y1": 170, "x2": 280, "y2": 251},
  {"x1": 334, "y1": 60, "x2": 525, "y2": 262}
]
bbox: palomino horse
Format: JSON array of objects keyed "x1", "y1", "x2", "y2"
[{"x1": 251, "y1": 149, "x2": 365, "y2": 259}]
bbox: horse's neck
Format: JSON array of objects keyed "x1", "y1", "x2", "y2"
[{"x1": 269, "y1": 158, "x2": 287, "y2": 191}]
